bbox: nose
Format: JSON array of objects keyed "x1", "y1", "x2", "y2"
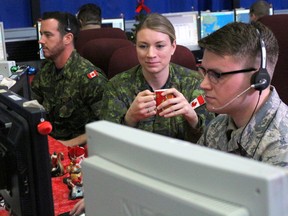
[
  {"x1": 39, "y1": 38, "x2": 44, "y2": 45},
  {"x1": 146, "y1": 46, "x2": 156, "y2": 58},
  {"x1": 200, "y1": 74, "x2": 212, "y2": 91}
]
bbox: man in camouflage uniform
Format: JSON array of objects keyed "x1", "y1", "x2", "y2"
[
  {"x1": 100, "y1": 14, "x2": 214, "y2": 143},
  {"x1": 31, "y1": 12, "x2": 107, "y2": 146},
  {"x1": 197, "y1": 21, "x2": 288, "y2": 168}
]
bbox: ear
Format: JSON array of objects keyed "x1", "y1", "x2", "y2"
[
  {"x1": 171, "y1": 40, "x2": 177, "y2": 55},
  {"x1": 63, "y1": 32, "x2": 73, "y2": 45}
]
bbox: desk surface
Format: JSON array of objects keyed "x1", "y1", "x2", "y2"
[{"x1": 49, "y1": 136, "x2": 80, "y2": 215}]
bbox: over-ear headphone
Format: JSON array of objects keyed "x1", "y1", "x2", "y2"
[
  {"x1": 65, "y1": 14, "x2": 72, "y2": 32},
  {"x1": 250, "y1": 29, "x2": 270, "y2": 91}
]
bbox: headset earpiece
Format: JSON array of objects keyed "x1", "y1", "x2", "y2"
[
  {"x1": 65, "y1": 14, "x2": 72, "y2": 32},
  {"x1": 251, "y1": 29, "x2": 270, "y2": 91},
  {"x1": 251, "y1": 68, "x2": 270, "y2": 91}
]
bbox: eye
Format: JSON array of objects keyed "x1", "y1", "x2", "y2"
[
  {"x1": 208, "y1": 70, "x2": 221, "y2": 79},
  {"x1": 138, "y1": 44, "x2": 148, "y2": 49},
  {"x1": 156, "y1": 44, "x2": 165, "y2": 49}
]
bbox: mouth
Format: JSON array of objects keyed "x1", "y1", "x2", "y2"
[{"x1": 145, "y1": 61, "x2": 159, "y2": 66}]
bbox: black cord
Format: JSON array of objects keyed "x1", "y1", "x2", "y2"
[{"x1": 237, "y1": 92, "x2": 261, "y2": 156}]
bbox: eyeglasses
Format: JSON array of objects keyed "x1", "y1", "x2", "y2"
[{"x1": 198, "y1": 66, "x2": 256, "y2": 84}]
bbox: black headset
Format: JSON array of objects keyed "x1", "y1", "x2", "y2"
[
  {"x1": 250, "y1": 29, "x2": 270, "y2": 91},
  {"x1": 65, "y1": 14, "x2": 72, "y2": 32}
]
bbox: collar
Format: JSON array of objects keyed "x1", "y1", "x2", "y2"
[
  {"x1": 234, "y1": 87, "x2": 281, "y2": 157},
  {"x1": 133, "y1": 64, "x2": 178, "y2": 94}
]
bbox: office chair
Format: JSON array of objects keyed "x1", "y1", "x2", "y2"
[
  {"x1": 75, "y1": 28, "x2": 128, "y2": 55},
  {"x1": 108, "y1": 44, "x2": 197, "y2": 79},
  {"x1": 81, "y1": 38, "x2": 134, "y2": 76},
  {"x1": 259, "y1": 14, "x2": 288, "y2": 104}
]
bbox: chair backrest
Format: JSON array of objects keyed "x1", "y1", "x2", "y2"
[
  {"x1": 75, "y1": 28, "x2": 128, "y2": 55},
  {"x1": 259, "y1": 14, "x2": 288, "y2": 104},
  {"x1": 81, "y1": 38, "x2": 134, "y2": 76},
  {"x1": 107, "y1": 44, "x2": 197, "y2": 79},
  {"x1": 107, "y1": 45, "x2": 138, "y2": 79},
  {"x1": 171, "y1": 45, "x2": 197, "y2": 71}
]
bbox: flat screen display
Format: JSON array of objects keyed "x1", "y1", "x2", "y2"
[
  {"x1": 162, "y1": 11, "x2": 200, "y2": 51},
  {"x1": 101, "y1": 18, "x2": 125, "y2": 31},
  {"x1": 200, "y1": 11, "x2": 235, "y2": 38},
  {"x1": 235, "y1": 8, "x2": 250, "y2": 23}
]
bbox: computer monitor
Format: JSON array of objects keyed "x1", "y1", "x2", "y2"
[
  {"x1": 83, "y1": 120, "x2": 288, "y2": 216},
  {"x1": 0, "y1": 22, "x2": 7, "y2": 61},
  {"x1": 162, "y1": 11, "x2": 200, "y2": 51},
  {"x1": 235, "y1": 8, "x2": 250, "y2": 23},
  {"x1": 36, "y1": 20, "x2": 45, "y2": 60},
  {"x1": 200, "y1": 11, "x2": 235, "y2": 38},
  {"x1": 0, "y1": 89, "x2": 54, "y2": 215},
  {"x1": 274, "y1": 9, "x2": 288, "y2": 15},
  {"x1": 101, "y1": 18, "x2": 125, "y2": 31}
]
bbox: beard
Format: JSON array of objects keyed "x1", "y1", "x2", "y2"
[{"x1": 43, "y1": 41, "x2": 66, "y2": 61}]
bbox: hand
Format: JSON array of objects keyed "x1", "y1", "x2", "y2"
[
  {"x1": 69, "y1": 198, "x2": 85, "y2": 216},
  {"x1": 157, "y1": 88, "x2": 198, "y2": 128},
  {"x1": 57, "y1": 134, "x2": 87, "y2": 147},
  {"x1": 124, "y1": 90, "x2": 156, "y2": 126}
]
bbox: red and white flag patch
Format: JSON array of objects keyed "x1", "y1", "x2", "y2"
[
  {"x1": 190, "y1": 95, "x2": 205, "y2": 109},
  {"x1": 87, "y1": 70, "x2": 99, "y2": 79}
]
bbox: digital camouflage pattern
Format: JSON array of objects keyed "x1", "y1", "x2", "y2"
[
  {"x1": 198, "y1": 87, "x2": 288, "y2": 168},
  {"x1": 31, "y1": 50, "x2": 108, "y2": 140},
  {"x1": 100, "y1": 63, "x2": 215, "y2": 143}
]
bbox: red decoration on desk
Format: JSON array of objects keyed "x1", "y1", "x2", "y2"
[{"x1": 48, "y1": 137, "x2": 80, "y2": 215}]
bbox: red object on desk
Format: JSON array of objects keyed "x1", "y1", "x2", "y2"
[{"x1": 48, "y1": 136, "x2": 80, "y2": 215}]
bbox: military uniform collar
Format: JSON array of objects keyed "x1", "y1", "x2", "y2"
[
  {"x1": 234, "y1": 87, "x2": 281, "y2": 157},
  {"x1": 133, "y1": 64, "x2": 178, "y2": 94},
  {"x1": 58, "y1": 50, "x2": 78, "y2": 80}
]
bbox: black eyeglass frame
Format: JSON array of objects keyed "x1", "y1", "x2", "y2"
[{"x1": 198, "y1": 66, "x2": 256, "y2": 81}]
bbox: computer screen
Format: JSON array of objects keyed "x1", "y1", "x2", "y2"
[
  {"x1": 0, "y1": 89, "x2": 54, "y2": 215},
  {"x1": 162, "y1": 11, "x2": 200, "y2": 51},
  {"x1": 36, "y1": 20, "x2": 45, "y2": 60},
  {"x1": 101, "y1": 18, "x2": 125, "y2": 31},
  {"x1": 83, "y1": 120, "x2": 288, "y2": 216},
  {"x1": 274, "y1": 9, "x2": 288, "y2": 15},
  {"x1": 200, "y1": 11, "x2": 235, "y2": 38},
  {"x1": 0, "y1": 22, "x2": 7, "y2": 61},
  {"x1": 235, "y1": 8, "x2": 250, "y2": 23}
]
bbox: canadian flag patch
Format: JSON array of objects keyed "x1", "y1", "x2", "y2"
[
  {"x1": 87, "y1": 70, "x2": 99, "y2": 79},
  {"x1": 190, "y1": 95, "x2": 205, "y2": 109}
]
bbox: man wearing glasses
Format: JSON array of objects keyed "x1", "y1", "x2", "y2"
[{"x1": 197, "y1": 21, "x2": 288, "y2": 168}]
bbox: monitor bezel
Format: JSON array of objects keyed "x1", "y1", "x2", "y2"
[
  {"x1": 0, "y1": 22, "x2": 7, "y2": 61},
  {"x1": 0, "y1": 89, "x2": 54, "y2": 216}
]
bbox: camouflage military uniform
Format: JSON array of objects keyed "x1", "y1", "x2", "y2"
[
  {"x1": 100, "y1": 64, "x2": 214, "y2": 143},
  {"x1": 31, "y1": 50, "x2": 108, "y2": 140},
  {"x1": 198, "y1": 87, "x2": 288, "y2": 168}
]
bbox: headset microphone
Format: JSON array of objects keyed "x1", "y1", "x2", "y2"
[
  {"x1": 37, "y1": 46, "x2": 43, "y2": 55},
  {"x1": 212, "y1": 78, "x2": 268, "y2": 111},
  {"x1": 212, "y1": 86, "x2": 253, "y2": 111}
]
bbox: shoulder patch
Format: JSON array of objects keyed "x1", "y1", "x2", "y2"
[{"x1": 87, "y1": 70, "x2": 99, "y2": 79}]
